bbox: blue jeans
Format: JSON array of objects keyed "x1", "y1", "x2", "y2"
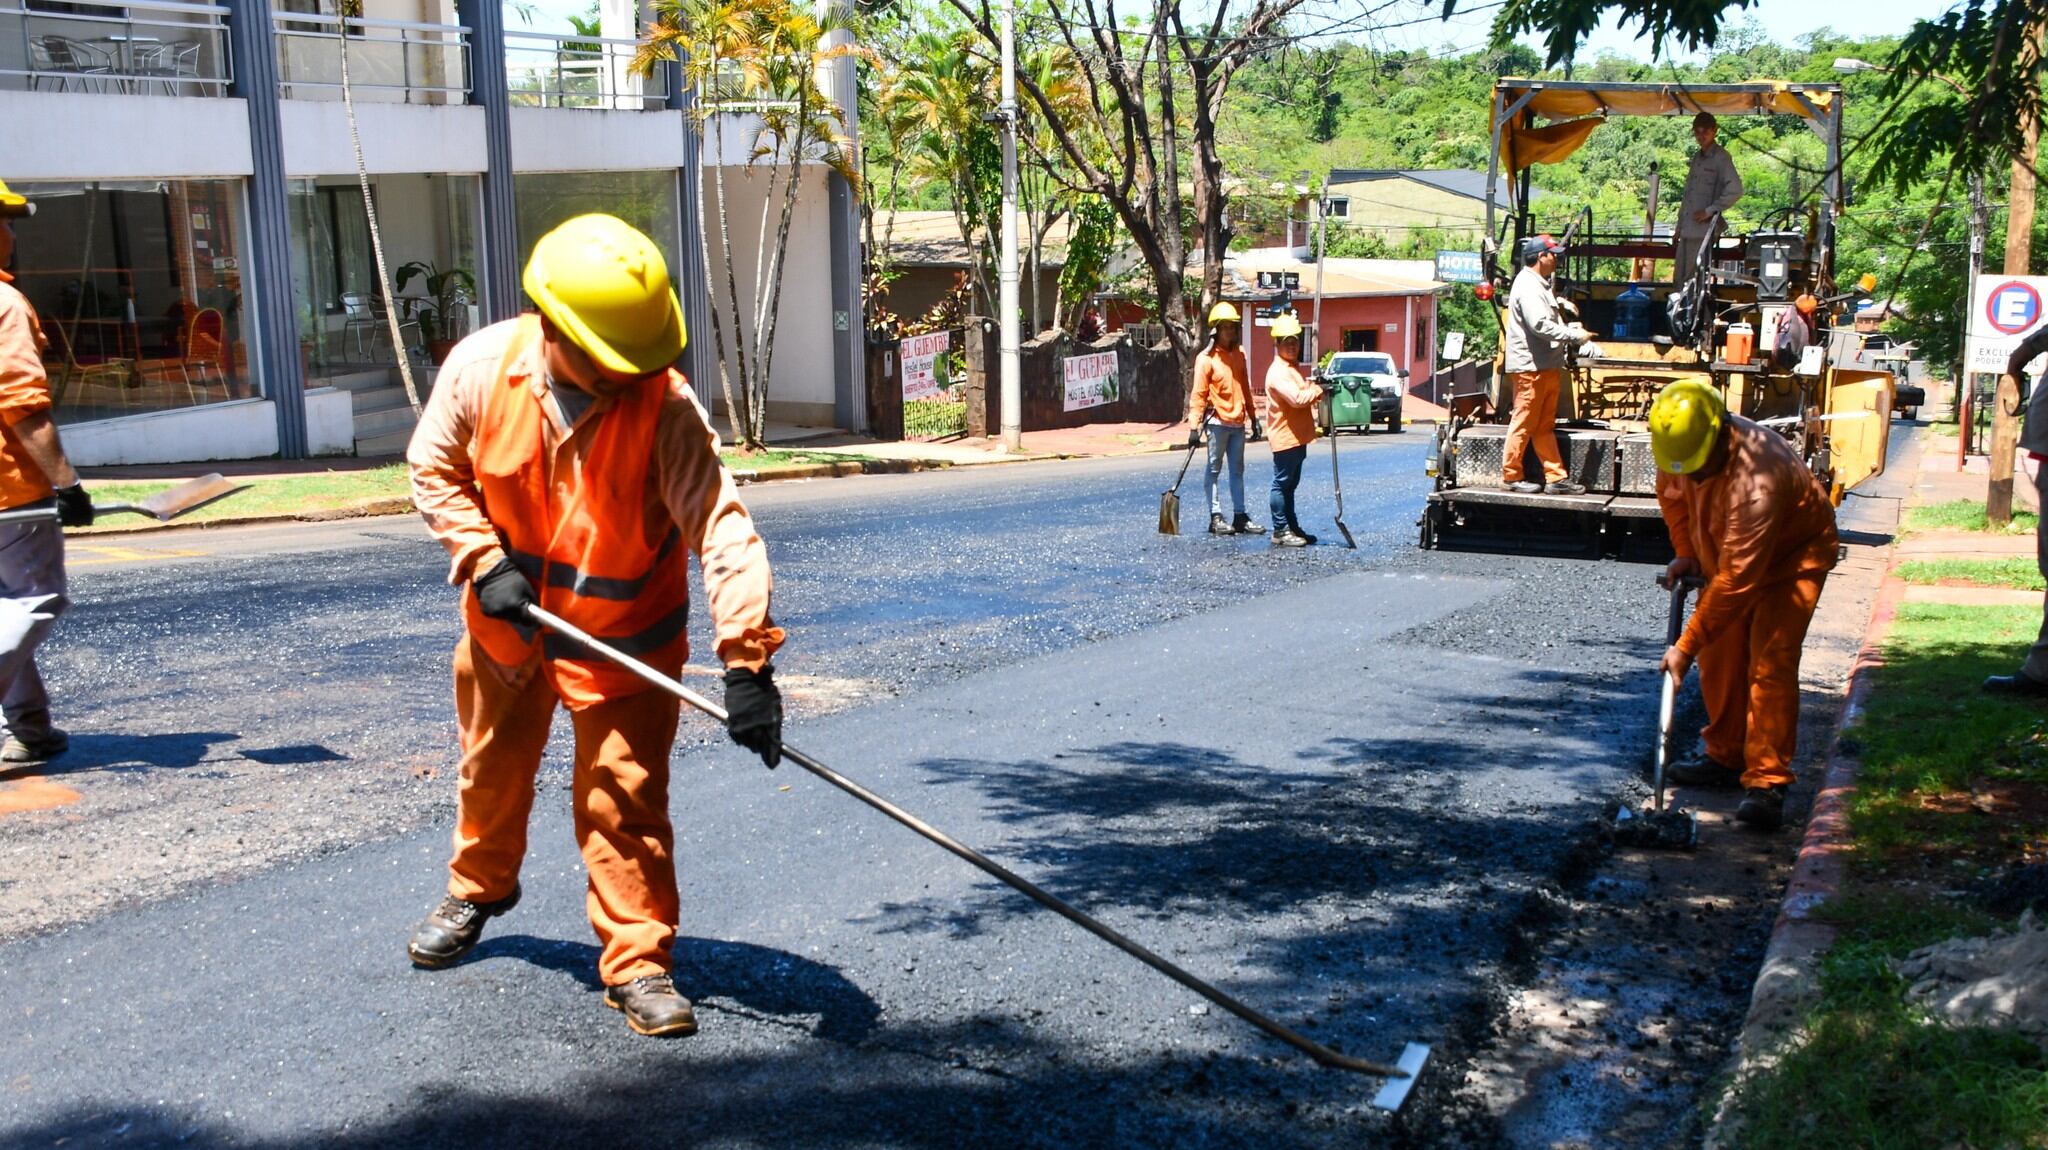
[
  {"x1": 1270, "y1": 445, "x2": 1307, "y2": 535},
  {"x1": 1204, "y1": 421, "x2": 1248, "y2": 517}
]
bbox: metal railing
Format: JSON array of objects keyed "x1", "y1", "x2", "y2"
[
  {"x1": 2, "y1": 0, "x2": 231, "y2": 96},
  {"x1": 273, "y1": 11, "x2": 469, "y2": 104},
  {"x1": 504, "y1": 29, "x2": 667, "y2": 109}
]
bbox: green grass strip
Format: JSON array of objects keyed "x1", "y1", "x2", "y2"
[
  {"x1": 1903, "y1": 499, "x2": 2039, "y2": 536},
  {"x1": 1895, "y1": 557, "x2": 2045, "y2": 591},
  {"x1": 83, "y1": 464, "x2": 412, "y2": 528}
]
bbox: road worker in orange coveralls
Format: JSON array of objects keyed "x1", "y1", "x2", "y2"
[
  {"x1": 1651, "y1": 381, "x2": 1837, "y2": 832},
  {"x1": 405, "y1": 214, "x2": 785, "y2": 1037}
]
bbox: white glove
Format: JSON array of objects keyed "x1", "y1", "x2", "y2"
[{"x1": 1580, "y1": 342, "x2": 1603, "y2": 360}]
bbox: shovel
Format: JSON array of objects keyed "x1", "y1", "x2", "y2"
[
  {"x1": 1614, "y1": 575, "x2": 1702, "y2": 850},
  {"x1": 526, "y1": 603, "x2": 1433, "y2": 1110},
  {"x1": 1309, "y1": 178, "x2": 1355, "y2": 551},
  {"x1": 1325, "y1": 394, "x2": 1356, "y2": 550},
  {"x1": 1159, "y1": 415, "x2": 1205, "y2": 536},
  {"x1": 0, "y1": 473, "x2": 238, "y2": 527}
]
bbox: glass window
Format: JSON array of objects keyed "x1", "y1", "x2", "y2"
[
  {"x1": 287, "y1": 173, "x2": 481, "y2": 389},
  {"x1": 11, "y1": 179, "x2": 254, "y2": 425},
  {"x1": 514, "y1": 171, "x2": 682, "y2": 293}
]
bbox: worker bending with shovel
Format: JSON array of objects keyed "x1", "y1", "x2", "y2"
[
  {"x1": 405, "y1": 214, "x2": 786, "y2": 1036},
  {"x1": 1651, "y1": 382, "x2": 1837, "y2": 832}
]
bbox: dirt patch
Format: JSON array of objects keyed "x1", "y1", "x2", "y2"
[{"x1": 1896, "y1": 912, "x2": 2048, "y2": 1049}]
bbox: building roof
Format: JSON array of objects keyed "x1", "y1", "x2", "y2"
[
  {"x1": 1325, "y1": 169, "x2": 1524, "y2": 210},
  {"x1": 869, "y1": 209, "x2": 1072, "y2": 270},
  {"x1": 1211, "y1": 256, "x2": 1446, "y2": 300}
]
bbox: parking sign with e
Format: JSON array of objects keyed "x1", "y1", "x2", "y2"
[{"x1": 1987, "y1": 280, "x2": 2043, "y2": 335}]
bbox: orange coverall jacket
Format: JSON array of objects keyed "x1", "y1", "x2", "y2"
[
  {"x1": 0, "y1": 272, "x2": 56, "y2": 510},
  {"x1": 408, "y1": 316, "x2": 783, "y2": 701},
  {"x1": 1263, "y1": 357, "x2": 1322, "y2": 452},
  {"x1": 1188, "y1": 346, "x2": 1252, "y2": 427},
  {"x1": 1656, "y1": 415, "x2": 1837, "y2": 659}
]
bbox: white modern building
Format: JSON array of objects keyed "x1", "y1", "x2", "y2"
[{"x1": 0, "y1": 0, "x2": 863, "y2": 464}]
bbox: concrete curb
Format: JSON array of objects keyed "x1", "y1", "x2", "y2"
[{"x1": 1702, "y1": 573, "x2": 1904, "y2": 1148}]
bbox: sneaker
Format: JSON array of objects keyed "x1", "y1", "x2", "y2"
[
  {"x1": 1271, "y1": 530, "x2": 1310, "y2": 548},
  {"x1": 1293, "y1": 528, "x2": 1318, "y2": 545},
  {"x1": 1208, "y1": 513, "x2": 1235, "y2": 535},
  {"x1": 1735, "y1": 786, "x2": 1788, "y2": 832},
  {"x1": 407, "y1": 884, "x2": 521, "y2": 969},
  {"x1": 1546, "y1": 480, "x2": 1588, "y2": 495},
  {"x1": 605, "y1": 973, "x2": 698, "y2": 1037},
  {"x1": 1983, "y1": 672, "x2": 2048, "y2": 700},
  {"x1": 1667, "y1": 754, "x2": 1743, "y2": 789},
  {"x1": 1507, "y1": 480, "x2": 1543, "y2": 494},
  {"x1": 0, "y1": 728, "x2": 67, "y2": 765},
  {"x1": 1231, "y1": 514, "x2": 1266, "y2": 535}
]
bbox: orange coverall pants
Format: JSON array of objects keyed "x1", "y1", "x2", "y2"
[
  {"x1": 1694, "y1": 573, "x2": 1825, "y2": 790},
  {"x1": 1502, "y1": 368, "x2": 1568, "y2": 485},
  {"x1": 446, "y1": 634, "x2": 681, "y2": 986}
]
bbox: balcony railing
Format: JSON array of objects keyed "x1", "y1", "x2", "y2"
[
  {"x1": 274, "y1": 12, "x2": 468, "y2": 105},
  {"x1": 2, "y1": 0, "x2": 231, "y2": 96},
  {"x1": 505, "y1": 29, "x2": 667, "y2": 110}
]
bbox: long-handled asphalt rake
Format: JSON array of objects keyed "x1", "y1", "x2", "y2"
[
  {"x1": 527, "y1": 604, "x2": 1433, "y2": 1110},
  {"x1": 0, "y1": 473, "x2": 237, "y2": 527}
]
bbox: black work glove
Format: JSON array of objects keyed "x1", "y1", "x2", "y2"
[
  {"x1": 472, "y1": 557, "x2": 537, "y2": 623},
  {"x1": 1186, "y1": 426, "x2": 1203, "y2": 448},
  {"x1": 724, "y1": 664, "x2": 783, "y2": 769},
  {"x1": 54, "y1": 484, "x2": 93, "y2": 528}
]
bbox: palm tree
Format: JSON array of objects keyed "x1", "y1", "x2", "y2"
[{"x1": 635, "y1": 0, "x2": 861, "y2": 451}]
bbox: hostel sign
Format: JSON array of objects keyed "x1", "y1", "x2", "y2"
[
  {"x1": 1062, "y1": 350, "x2": 1120, "y2": 412},
  {"x1": 900, "y1": 331, "x2": 951, "y2": 401}
]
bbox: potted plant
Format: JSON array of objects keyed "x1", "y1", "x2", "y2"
[{"x1": 395, "y1": 261, "x2": 477, "y2": 364}]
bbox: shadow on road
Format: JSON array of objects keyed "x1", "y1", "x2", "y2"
[{"x1": 0, "y1": 730, "x2": 241, "y2": 782}]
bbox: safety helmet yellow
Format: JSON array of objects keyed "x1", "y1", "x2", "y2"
[
  {"x1": 0, "y1": 179, "x2": 33, "y2": 219},
  {"x1": 1208, "y1": 301, "x2": 1241, "y2": 326},
  {"x1": 523, "y1": 214, "x2": 686, "y2": 375},
  {"x1": 1649, "y1": 381, "x2": 1726, "y2": 475},
  {"x1": 1269, "y1": 313, "x2": 1303, "y2": 341}
]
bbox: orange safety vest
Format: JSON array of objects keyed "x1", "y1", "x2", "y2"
[{"x1": 463, "y1": 316, "x2": 693, "y2": 706}]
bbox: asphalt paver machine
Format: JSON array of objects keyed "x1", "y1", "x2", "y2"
[{"x1": 1421, "y1": 78, "x2": 1896, "y2": 557}]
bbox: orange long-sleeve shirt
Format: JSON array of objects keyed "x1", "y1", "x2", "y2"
[
  {"x1": 1656, "y1": 415, "x2": 1837, "y2": 658},
  {"x1": 0, "y1": 273, "x2": 55, "y2": 509},
  {"x1": 407, "y1": 319, "x2": 783, "y2": 672},
  {"x1": 1188, "y1": 345, "x2": 1252, "y2": 426},
  {"x1": 1263, "y1": 357, "x2": 1322, "y2": 452}
]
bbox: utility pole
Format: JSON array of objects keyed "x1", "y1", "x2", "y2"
[
  {"x1": 1963, "y1": 171, "x2": 1987, "y2": 470},
  {"x1": 1991, "y1": 24, "x2": 2043, "y2": 526},
  {"x1": 997, "y1": 0, "x2": 1021, "y2": 452}
]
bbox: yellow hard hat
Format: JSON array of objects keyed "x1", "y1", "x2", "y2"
[
  {"x1": 1208, "y1": 301, "x2": 1241, "y2": 326},
  {"x1": 523, "y1": 214, "x2": 685, "y2": 375},
  {"x1": 0, "y1": 179, "x2": 33, "y2": 219},
  {"x1": 1649, "y1": 381, "x2": 1726, "y2": 475},
  {"x1": 1269, "y1": 313, "x2": 1303, "y2": 341}
]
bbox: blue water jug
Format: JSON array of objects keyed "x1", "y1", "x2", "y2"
[{"x1": 1613, "y1": 283, "x2": 1651, "y2": 342}]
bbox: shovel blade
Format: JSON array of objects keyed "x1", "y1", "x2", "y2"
[
  {"x1": 1369, "y1": 1042, "x2": 1432, "y2": 1112},
  {"x1": 1335, "y1": 518, "x2": 1356, "y2": 549},
  {"x1": 1158, "y1": 490, "x2": 1180, "y2": 535},
  {"x1": 138, "y1": 473, "x2": 238, "y2": 521}
]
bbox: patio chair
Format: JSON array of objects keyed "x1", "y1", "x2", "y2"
[
  {"x1": 30, "y1": 36, "x2": 113, "y2": 93},
  {"x1": 132, "y1": 41, "x2": 201, "y2": 96},
  {"x1": 184, "y1": 308, "x2": 227, "y2": 390},
  {"x1": 44, "y1": 323, "x2": 137, "y2": 413}
]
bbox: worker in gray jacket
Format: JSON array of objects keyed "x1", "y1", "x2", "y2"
[
  {"x1": 1674, "y1": 112, "x2": 1743, "y2": 286},
  {"x1": 1502, "y1": 234, "x2": 1600, "y2": 494},
  {"x1": 1985, "y1": 324, "x2": 2048, "y2": 697}
]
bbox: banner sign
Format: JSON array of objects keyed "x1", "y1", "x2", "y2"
[
  {"x1": 900, "y1": 331, "x2": 951, "y2": 401},
  {"x1": 1062, "y1": 350, "x2": 1121, "y2": 412},
  {"x1": 1435, "y1": 250, "x2": 1484, "y2": 284},
  {"x1": 1967, "y1": 275, "x2": 2048, "y2": 375}
]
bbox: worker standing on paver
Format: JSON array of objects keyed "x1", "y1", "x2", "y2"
[
  {"x1": 0, "y1": 179, "x2": 92, "y2": 766},
  {"x1": 1674, "y1": 112, "x2": 1744, "y2": 286},
  {"x1": 1983, "y1": 323, "x2": 2048, "y2": 698},
  {"x1": 1503, "y1": 234, "x2": 1597, "y2": 495},
  {"x1": 1263, "y1": 313, "x2": 1322, "y2": 548},
  {"x1": 1187, "y1": 302, "x2": 1265, "y2": 537},
  {"x1": 1652, "y1": 382, "x2": 1837, "y2": 832},
  {"x1": 405, "y1": 214, "x2": 786, "y2": 1037}
]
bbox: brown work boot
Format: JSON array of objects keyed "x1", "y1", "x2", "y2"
[
  {"x1": 1, "y1": 727, "x2": 68, "y2": 765},
  {"x1": 406, "y1": 884, "x2": 520, "y2": 969},
  {"x1": 1735, "y1": 785, "x2": 1788, "y2": 832},
  {"x1": 605, "y1": 973, "x2": 698, "y2": 1037}
]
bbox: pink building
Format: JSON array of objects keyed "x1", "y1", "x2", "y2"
[{"x1": 1220, "y1": 259, "x2": 1448, "y2": 400}]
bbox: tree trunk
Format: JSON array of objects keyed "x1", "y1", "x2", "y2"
[
  {"x1": 341, "y1": 15, "x2": 421, "y2": 413},
  {"x1": 1992, "y1": 18, "x2": 2044, "y2": 526}
]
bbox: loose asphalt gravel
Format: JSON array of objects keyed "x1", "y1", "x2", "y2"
[{"x1": 0, "y1": 432, "x2": 1714, "y2": 1148}]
